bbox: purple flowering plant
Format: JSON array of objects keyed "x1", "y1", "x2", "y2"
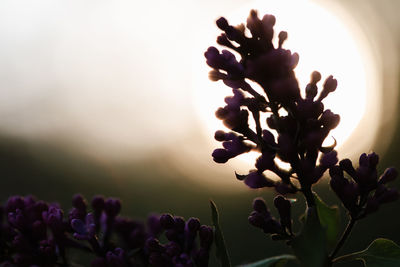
[
  {"x1": 1, "y1": 8, "x2": 400, "y2": 267},
  {"x1": 205, "y1": 9, "x2": 400, "y2": 267},
  {"x1": 0, "y1": 194, "x2": 213, "y2": 266}
]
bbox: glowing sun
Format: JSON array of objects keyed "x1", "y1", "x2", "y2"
[{"x1": 193, "y1": 0, "x2": 381, "y2": 172}]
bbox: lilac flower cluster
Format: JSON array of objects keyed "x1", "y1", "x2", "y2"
[
  {"x1": 205, "y1": 13, "x2": 400, "y2": 260},
  {"x1": 0, "y1": 195, "x2": 213, "y2": 267},
  {"x1": 205, "y1": 10, "x2": 340, "y2": 204},
  {"x1": 329, "y1": 152, "x2": 399, "y2": 219}
]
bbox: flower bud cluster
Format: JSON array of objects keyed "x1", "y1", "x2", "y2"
[
  {"x1": 0, "y1": 195, "x2": 213, "y2": 267},
  {"x1": 329, "y1": 152, "x2": 399, "y2": 219},
  {"x1": 205, "y1": 10, "x2": 340, "y2": 197},
  {"x1": 145, "y1": 214, "x2": 213, "y2": 267},
  {"x1": 248, "y1": 196, "x2": 293, "y2": 240}
]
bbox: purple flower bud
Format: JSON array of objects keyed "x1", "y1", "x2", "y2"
[
  {"x1": 329, "y1": 167, "x2": 359, "y2": 213},
  {"x1": 204, "y1": 47, "x2": 221, "y2": 69},
  {"x1": 8, "y1": 209, "x2": 25, "y2": 230},
  {"x1": 319, "y1": 110, "x2": 340, "y2": 130},
  {"x1": 212, "y1": 148, "x2": 230, "y2": 163},
  {"x1": 91, "y1": 195, "x2": 105, "y2": 214},
  {"x1": 160, "y1": 213, "x2": 175, "y2": 229},
  {"x1": 252, "y1": 197, "x2": 268, "y2": 213},
  {"x1": 375, "y1": 186, "x2": 399, "y2": 204},
  {"x1": 262, "y1": 130, "x2": 276, "y2": 145},
  {"x1": 339, "y1": 159, "x2": 356, "y2": 178},
  {"x1": 329, "y1": 165, "x2": 343, "y2": 177},
  {"x1": 72, "y1": 194, "x2": 87, "y2": 212},
  {"x1": 71, "y1": 213, "x2": 96, "y2": 240},
  {"x1": 246, "y1": 10, "x2": 263, "y2": 38},
  {"x1": 273, "y1": 196, "x2": 292, "y2": 233},
  {"x1": 248, "y1": 211, "x2": 266, "y2": 229},
  {"x1": 214, "y1": 130, "x2": 226, "y2": 142},
  {"x1": 311, "y1": 71, "x2": 322, "y2": 83},
  {"x1": 216, "y1": 34, "x2": 233, "y2": 48},
  {"x1": 42, "y1": 205, "x2": 64, "y2": 230},
  {"x1": 69, "y1": 207, "x2": 85, "y2": 221},
  {"x1": 208, "y1": 69, "x2": 226, "y2": 81},
  {"x1": 320, "y1": 151, "x2": 338, "y2": 169},
  {"x1": 71, "y1": 219, "x2": 86, "y2": 235},
  {"x1": 305, "y1": 84, "x2": 318, "y2": 100},
  {"x1": 379, "y1": 168, "x2": 398, "y2": 184},
  {"x1": 71, "y1": 219, "x2": 87, "y2": 240},
  {"x1": 212, "y1": 133, "x2": 253, "y2": 163},
  {"x1": 261, "y1": 14, "x2": 276, "y2": 27},
  {"x1": 104, "y1": 198, "x2": 121, "y2": 218},
  {"x1": 368, "y1": 152, "x2": 379, "y2": 169},
  {"x1": 359, "y1": 153, "x2": 368, "y2": 166},
  {"x1": 174, "y1": 217, "x2": 185, "y2": 233},
  {"x1": 244, "y1": 171, "x2": 275, "y2": 189},
  {"x1": 278, "y1": 31, "x2": 288, "y2": 48},
  {"x1": 216, "y1": 17, "x2": 229, "y2": 30},
  {"x1": 5, "y1": 196, "x2": 25, "y2": 213},
  {"x1": 255, "y1": 153, "x2": 275, "y2": 172},
  {"x1": 33, "y1": 201, "x2": 49, "y2": 219},
  {"x1": 147, "y1": 214, "x2": 162, "y2": 237},
  {"x1": 318, "y1": 75, "x2": 337, "y2": 100},
  {"x1": 186, "y1": 218, "x2": 200, "y2": 233},
  {"x1": 199, "y1": 225, "x2": 213, "y2": 249}
]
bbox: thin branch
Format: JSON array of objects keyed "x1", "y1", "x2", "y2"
[{"x1": 329, "y1": 218, "x2": 357, "y2": 260}]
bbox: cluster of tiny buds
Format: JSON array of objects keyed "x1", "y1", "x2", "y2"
[
  {"x1": 329, "y1": 152, "x2": 399, "y2": 220},
  {"x1": 249, "y1": 196, "x2": 293, "y2": 240},
  {"x1": 0, "y1": 195, "x2": 213, "y2": 267},
  {"x1": 205, "y1": 10, "x2": 340, "y2": 198}
]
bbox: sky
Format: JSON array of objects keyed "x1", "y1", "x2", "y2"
[{"x1": 0, "y1": 0, "x2": 399, "y2": 188}]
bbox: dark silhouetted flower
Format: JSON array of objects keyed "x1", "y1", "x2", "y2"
[
  {"x1": 205, "y1": 10, "x2": 341, "y2": 201},
  {"x1": 248, "y1": 196, "x2": 292, "y2": 240},
  {"x1": 329, "y1": 152, "x2": 399, "y2": 219}
]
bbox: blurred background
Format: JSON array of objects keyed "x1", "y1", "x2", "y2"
[{"x1": 0, "y1": 0, "x2": 399, "y2": 265}]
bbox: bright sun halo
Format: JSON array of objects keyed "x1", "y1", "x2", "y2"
[{"x1": 193, "y1": 0, "x2": 380, "y2": 172}]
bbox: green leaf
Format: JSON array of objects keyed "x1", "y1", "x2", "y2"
[
  {"x1": 240, "y1": 254, "x2": 296, "y2": 267},
  {"x1": 333, "y1": 238, "x2": 400, "y2": 267},
  {"x1": 314, "y1": 193, "x2": 340, "y2": 246},
  {"x1": 210, "y1": 200, "x2": 231, "y2": 267},
  {"x1": 291, "y1": 207, "x2": 328, "y2": 267}
]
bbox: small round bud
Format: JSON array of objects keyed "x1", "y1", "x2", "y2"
[
  {"x1": 311, "y1": 71, "x2": 321, "y2": 83},
  {"x1": 278, "y1": 31, "x2": 288, "y2": 47},
  {"x1": 214, "y1": 130, "x2": 226, "y2": 141},
  {"x1": 160, "y1": 214, "x2": 175, "y2": 229},
  {"x1": 379, "y1": 168, "x2": 398, "y2": 184},
  {"x1": 216, "y1": 17, "x2": 229, "y2": 30},
  {"x1": 252, "y1": 198, "x2": 267, "y2": 213}
]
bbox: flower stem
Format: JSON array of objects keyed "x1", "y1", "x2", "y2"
[
  {"x1": 301, "y1": 186, "x2": 315, "y2": 207},
  {"x1": 329, "y1": 217, "x2": 356, "y2": 260}
]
